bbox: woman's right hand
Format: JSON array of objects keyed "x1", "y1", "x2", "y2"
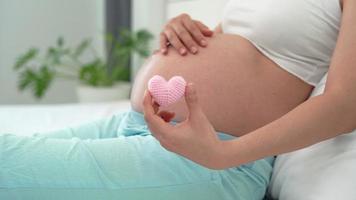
[{"x1": 160, "y1": 13, "x2": 214, "y2": 56}]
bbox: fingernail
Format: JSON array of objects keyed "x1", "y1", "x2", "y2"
[
  {"x1": 179, "y1": 48, "x2": 187, "y2": 55},
  {"x1": 200, "y1": 40, "x2": 207, "y2": 46},
  {"x1": 190, "y1": 46, "x2": 198, "y2": 54}
]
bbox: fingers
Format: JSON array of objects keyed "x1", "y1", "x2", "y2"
[
  {"x1": 152, "y1": 98, "x2": 175, "y2": 122},
  {"x1": 184, "y1": 83, "x2": 204, "y2": 121},
  {"x1": 159, "y1": 33, "x2": 169, "y2": 55},
  {"x1": 182, "y1": 18, "x2": 208, "y2": 47},
  {"x1": 142, "y1": 91, "x2": 161, "y2": 124},
  {"x1": 153, "y1": 101, "x2": 159, "y2": 114},
  {"x1": 160, "y1": 13, "x2": 212, "y2": 55},
  {"x1": 164, "y1": 26, "x2": 187, "y2": 55},
  {"x1": 151, "y1": 98, "x2": 175, "y2": 122},
  {"x1": 143, "y1": 91, "x2": 168, "y2": 130},
  {"x1": 171, "y1": 22, "x2": 199, "y2": 54},
  {"x1": 142, "y1": 90, "x2": 157, "y2": 121},
  {"x1": 180, "y1": 16, "x2": 206, "y2": 50},
  {"x1": 194, "y1": 20, "x2": 214, "y2": 37},
  {"x1": 143, "y1": 91, "x2": 175, "y2": 141},
  {"x1": 158, "y1": 111, "x2": 176, "y2": 122}
]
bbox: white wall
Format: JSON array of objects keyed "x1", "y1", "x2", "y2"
[
  {"x1": 166, "y1": 0, "x2": 228, "y2": 28},
  {"x1": 131, "y1": 0, "x2": 166, "y2": 78},
  {"x1": 0, "y1": 0, "x2": 104, "y2": 104}
]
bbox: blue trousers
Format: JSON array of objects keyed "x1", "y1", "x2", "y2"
[{"x1": 0, "y1": 110, "x2": 274, "y2": 200}]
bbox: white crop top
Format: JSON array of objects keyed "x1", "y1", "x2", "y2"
[{"x1": 222, "y1": 0, "x2": 342, "y2": 86}]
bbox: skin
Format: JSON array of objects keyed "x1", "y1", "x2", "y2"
[
  {"x1": 140, "y1": 0, "x2": 356, "y2": 170},
  {"x1": 131, "y1": 34, "x2": 313, "y2": 137},
  {"x1": 159, "y1": 13, "x2": 214, "y2": 55}
]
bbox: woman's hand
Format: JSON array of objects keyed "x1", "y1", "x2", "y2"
[
  {"x1": 143, "y1": 83, "x2": 227, "y2": 170},
  {"x1": 160, "y1": 14, "x2": 214, "y2": 56}
]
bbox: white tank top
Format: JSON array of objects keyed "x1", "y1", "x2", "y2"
[{"x1": 222, "y1": 0, "x2": 342, "y2": 86}]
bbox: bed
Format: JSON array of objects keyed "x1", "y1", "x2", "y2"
[
  {"x1": 0, "y1": 101, "x2": 131, "y2": 136},
  {"x1": 1, "y1": 74, "x2": 356, "y2": 200}
]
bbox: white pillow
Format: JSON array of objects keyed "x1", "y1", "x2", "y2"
[{"x1": 268, "y1": 73, "x2": 356, "y2": 200}]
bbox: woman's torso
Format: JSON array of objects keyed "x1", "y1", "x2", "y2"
[
  {"x1": 222, "y1": 0, "x2": 341, "y2": 86},
  {"x1": 131, "y1": 0, "x2": 341, "y2": 137},
  {"x1": 131, "y1": 34, "x2": 313, "y2": 137}
]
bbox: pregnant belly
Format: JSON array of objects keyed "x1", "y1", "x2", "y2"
[{"x1": 131, "y1": 33, "x2": 313, "y2": 137}]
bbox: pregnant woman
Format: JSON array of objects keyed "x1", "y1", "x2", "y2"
[{"x1": 1, "y1": 0, "x2": 356, "y2": 199}]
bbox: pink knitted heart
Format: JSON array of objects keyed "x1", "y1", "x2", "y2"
[{"x1": 148, "y1": 75, "x2": 187, "y2": 107}]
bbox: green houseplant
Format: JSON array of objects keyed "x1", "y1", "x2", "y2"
[{"x1": 14, "y1": 29, "x2": 153, "y2": 102}]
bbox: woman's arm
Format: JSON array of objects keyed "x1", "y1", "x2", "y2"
[
  {"x1": 222, "y1": 0, "x2": 356, "y2": 168},
  {"x1": 142, "y1": 1, "x2": 356, "y2": 170}
]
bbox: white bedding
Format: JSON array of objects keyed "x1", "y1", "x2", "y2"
[
  {"x1": 0, "y1": 101, "x2": 131, "y2": 135},
  {"x1": 268, "y1": 74, "x2": 356, "y2": 200}
]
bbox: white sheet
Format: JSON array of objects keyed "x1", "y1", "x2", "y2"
[
  {"x1": 269, "y1": 74, "x2": 356, "y2": 200},
  {"x1": 0, "y1": 101, "x2": 131, "y2": 135}
]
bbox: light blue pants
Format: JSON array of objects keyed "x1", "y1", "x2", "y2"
[{"x1": 0, "y1": 110, "x2": 274, "y2": 200}]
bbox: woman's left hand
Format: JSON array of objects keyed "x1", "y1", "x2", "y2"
[{"x1": 143, "y1": 83, "x2": 227, "y2": 170}]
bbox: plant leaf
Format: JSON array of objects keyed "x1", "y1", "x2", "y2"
[
  {"x1": 46, "y1": 47, "x2": 61, "y2": 65},
  {"x1": 79, "y1": 59, "x2": 113, "y2": 86},
  {"x1": 14, "y1": 48, "x2": 39, "y2": 70},
  {"x1": 57, "y1": 37, "x2": 64, "y2": 47},
  {"x1": 17, "y1": 66, "x2": 54, "y2": 99},
  {"x1": 136, "y1": 29, "x2": 153, "y2": 41},
  {"x1": 33, "y1": 65, "x2": 53, "y2": 98},
  {"x1": 18, "y1": 69, "x2": 36, "y2": 90},
  {"x1": 73, "y1": 39, "x2": 91, "y2": 58},
  {"x1": 112, "y1": 66, "x2": 130, "y2": 82}
]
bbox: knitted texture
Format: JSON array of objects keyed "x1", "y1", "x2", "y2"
[{"x1": 148, "y1": 75, "x2": 186, "y2": 107}]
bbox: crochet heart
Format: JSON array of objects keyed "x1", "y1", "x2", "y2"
[{"x1": 148, "y1": 75, "x2": 187, "y2": 107}]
